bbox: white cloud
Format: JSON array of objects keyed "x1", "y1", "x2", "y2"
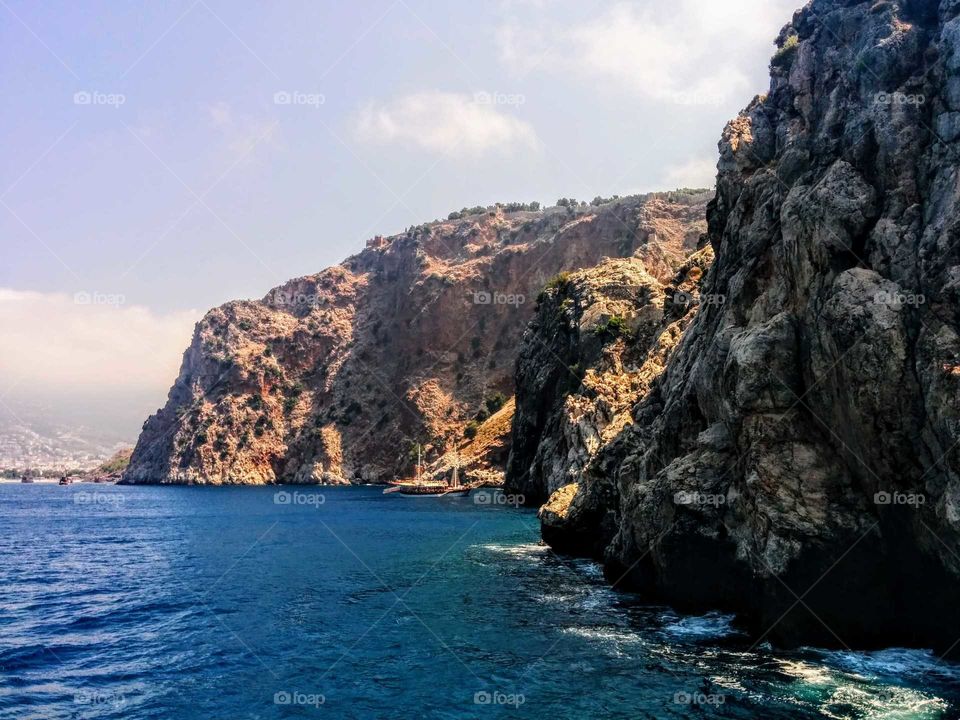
[
  {"x1": 355, "y1": 91, "x2": 539, "y2": 157},
  {"x1": 662, "y1": 156, "x2": 717, "y2": 189},
  {"x1": 498, "y1": 0, "x2": 797, "y2": 105},
  {"x1": 0, "y1": 288, "x2": 199, "y2": 397}
]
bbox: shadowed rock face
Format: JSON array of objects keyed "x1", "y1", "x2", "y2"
[
  {"x1": 122, "y1": 193, "x2": 709, "y2": 485},
  {"x1": 518, "y1": 0, "x2": 960, "y2": 652}
]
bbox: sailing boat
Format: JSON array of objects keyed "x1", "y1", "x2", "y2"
[
  {"x1": 383, "y1": 446, "x2": 471, "y2": 497},
  {"x1": 442, "y1": 453, "x2": 470, "y2": 496},
  {"x1": 383, "y1": 445, "x2": 447, "y2": 496}
]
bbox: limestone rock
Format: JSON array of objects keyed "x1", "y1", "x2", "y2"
[{"x1": 123, "y1": 193, "x2": 709, "y2": 484}]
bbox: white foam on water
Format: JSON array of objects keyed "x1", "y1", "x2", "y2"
[
  {"x1": 821, "y1": 683, "x2": 946, "y2": 720},
  {"x1": 660, "y1": 611, "x2": 741, "y2": 640},
  {"x1": 777, "y1": 659, "x2": 834, "y2": 685},
  {"x1": 578, "y1": 590, "x2": 617, "y2": 611},
  {"x1": 777, "y1": 657, "x2": 949, "y2": 719},
  {"x1": 536, "y1": 592, "x2": 583, "y2": 605},
  {"x1": 822, "y1": 647, "x2": 960, "y2": 682},
  {"x1": 570, "y1": 558, "x2": 605, "y2": 580},
  {"x1": 473, "y1": 543, "x2": 548, "y2": 560},
  {"x1": 560, "y1": 626, "x2": 646, "y2": 657}
]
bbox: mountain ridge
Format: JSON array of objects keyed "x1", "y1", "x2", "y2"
[{"x1": 122, "y1": 191, "x2": 710, "y2": 485}]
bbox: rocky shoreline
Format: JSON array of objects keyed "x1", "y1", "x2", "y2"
[{"x1": 505, "y1": 0, "x2": 960, "y2": 654}]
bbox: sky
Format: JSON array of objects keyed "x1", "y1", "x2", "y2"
[{"x1": 0, "y1": 0, "x2": 800, "y2": 441}]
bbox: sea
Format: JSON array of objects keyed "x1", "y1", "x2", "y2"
[{"x1": 1, "y1": 484, "x2": 958, "y2": 719}]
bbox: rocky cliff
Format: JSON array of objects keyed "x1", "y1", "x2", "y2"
[
  {"x1": 122, "y1": 193, "x2": 709, "y2": 484},
  {"x1": 511, "y1": 0, "x2": 960, "y2": 652},
  {"x1": 507, "y1": 249, "x2": 712, "y2": 504},
  {"x1": 510, "y1": 249, "x2": 712, "y2": 553}
]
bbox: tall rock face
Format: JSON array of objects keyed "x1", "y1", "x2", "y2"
[
  {"x1": 506, "y1": 249, "x2": 712, "y2": 506},
  {"x1": 519, "y1": 0, "x2": 960, "y2": 652},
  {"x1": 507, "y1": 249, "x2": 712, "y2": 554},
  {"x1": 123, "y1": 193, "x2": 709, "y2": 484}
]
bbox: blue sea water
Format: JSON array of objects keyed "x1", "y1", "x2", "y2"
[{"x1": 1, "y1": 484, "x2": 959, "y2": 719}]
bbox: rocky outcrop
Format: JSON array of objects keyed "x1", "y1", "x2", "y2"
[
  {"x1": 518, "y1": 0, "x2": 960, "y2": 653},
  {"x1": 506, "y1": 250, "x2": 712, "y2": 510},
  {"x1": 123, "y1": 193, "x2": 709, "y2": 484}
]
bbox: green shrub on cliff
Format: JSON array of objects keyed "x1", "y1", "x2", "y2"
[
  {"x1": 485, "y1": 392, "x2": 507, "y2": 414},
  {"x1": 545, "y1": 271, "x2": 571, "y2": 290},
  {"x1": 592, "y1": 315, "x2": 627, "y2": 341},
  {"x1": 771, "y1": 34, "x2": 798, "y2": 70},
  {"x1": 96, "y1": 448, "x2": 133, "y2": 475},
  {"x1": 538, "y1": 272, "x2": 573, "y2": 304}
]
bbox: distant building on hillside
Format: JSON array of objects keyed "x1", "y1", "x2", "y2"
[{"x1": 366, "y1": 235, "x2": 387, "y2": 249}]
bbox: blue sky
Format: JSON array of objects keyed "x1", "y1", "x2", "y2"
[{"x1": 0, "y1": 0, "x2": 799, "y2": 438}]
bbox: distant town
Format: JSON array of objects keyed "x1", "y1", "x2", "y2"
[{"x1": 0, "y1": 419, "x2": 131, "y2": 476}]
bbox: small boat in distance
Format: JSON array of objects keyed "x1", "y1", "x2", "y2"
[
  {"x1": 20, "y1": 476, "x2": 34, "y2": 484},
  {"x1": 59, "y1": 476, "x2": 72, "y2": 486},
  {"x1": 386, "y1": 479, "x2": 450, "y2": 497},
  {"x1": 384, "y1": 446, "x2": 472, "y2": 497},
  {"x1": 441, "y1": 455, "x2": 470, "y2": 497}
]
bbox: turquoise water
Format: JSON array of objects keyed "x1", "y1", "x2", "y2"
[{"x1": 1, "y1": 484, "x2": 958, "y2": 719}]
